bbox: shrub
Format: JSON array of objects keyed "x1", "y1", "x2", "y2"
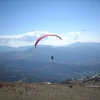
[{"x1": 69, "y1": 84, "x2": 73, "y2": 88}]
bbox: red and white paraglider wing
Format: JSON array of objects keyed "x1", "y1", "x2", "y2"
[{"x1": 35, "y1": 34, "x2": 62, "y2": 48}]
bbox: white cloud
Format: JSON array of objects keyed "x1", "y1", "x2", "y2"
[
  {"x1": 68, "y1": 31, "x2": 81, "y2": 40},
  {"x1": 0, "y1": 31, "x2": 48, "y2": 47},
  {"x1": 0, "y1": 31, "x2": 100, "y2": 47},
  {"x1": 0, "y1": 31, "x2": 47, "y2": 42}
]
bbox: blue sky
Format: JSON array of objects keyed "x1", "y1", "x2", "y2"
[{"x1": 0, "y1": 0, "x2": 100, "y2": 47}]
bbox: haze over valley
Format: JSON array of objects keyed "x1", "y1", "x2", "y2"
[{"x1": 0, "y1": 42, "x2": 100, "y2": 83}]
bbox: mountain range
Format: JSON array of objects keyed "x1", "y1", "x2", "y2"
[{"x1": 0, "y1": 42, "x2": 100, "y2": 83}]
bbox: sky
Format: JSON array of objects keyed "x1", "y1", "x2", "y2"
[{"x1": 0, "y1": 0, "x2": 100, "y2": 47}]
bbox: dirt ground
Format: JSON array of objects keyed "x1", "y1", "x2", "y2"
[{"x1": 0, "y1": 82, "x2": 100, "y2": 100}]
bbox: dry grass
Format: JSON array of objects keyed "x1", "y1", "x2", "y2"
[{"x1": 0, "y1": 82, "x2": 100, "y2": 100}]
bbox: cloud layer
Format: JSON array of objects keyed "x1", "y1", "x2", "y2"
[
  {"x1": 0, "y1": 31, "x2": 100, "y2": 47},
  {"x1": 0, "y1": 31, "x2": 48, "y2": 46}
]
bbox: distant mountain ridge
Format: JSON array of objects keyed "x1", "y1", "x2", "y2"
[
  {"x1": 0, "y1": 42, "x2": 100, "y2": 82},
  {"x1": 0, "y1": 45, "x2": 33, "y2": 52},
  {"x1": 67, "y1": 42, "x2": 100, "y2": 48},
  {"x1": 0, "y1": 42, "x2": 100, "y2": 63}
]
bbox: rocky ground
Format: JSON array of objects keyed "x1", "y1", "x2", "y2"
[{"x1": 0, "y1": 80, "x2": 100, "y2": 100}]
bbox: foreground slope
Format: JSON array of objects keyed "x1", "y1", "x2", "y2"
[{"x1": 0, "y1": 81, "x2": 100, "y2": 100}]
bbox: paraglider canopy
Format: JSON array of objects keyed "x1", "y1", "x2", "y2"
[
  {"x1": 34, "y1": 34, "x2": 62, "y2": 60},
  {"x1": 35, "y1": 34, "x2": 62, "y2": 48}
]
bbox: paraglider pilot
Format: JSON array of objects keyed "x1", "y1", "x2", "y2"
[{"x1": 51, "y1": 56, "x2": 54, "y2": 60}]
